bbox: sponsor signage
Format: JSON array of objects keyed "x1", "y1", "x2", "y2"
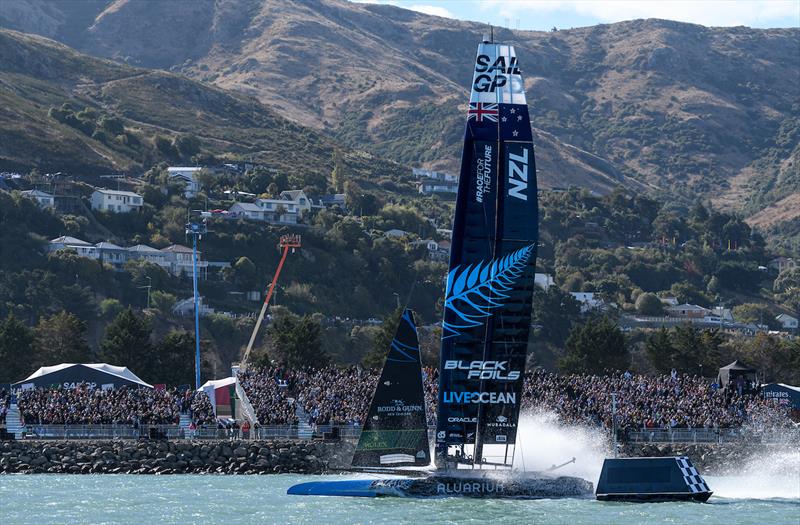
[
  {"x1": 444, "y1": 360, "x2": 520, "y2": 381},
  {"x1": 473, "y1": 141, "x2": 496, "y2": 204},
  {"x1": 437, "y1": 481, "x2": 505, "y2": 495},
  {"x1": 442, "y1": 391, "x2": 516, "y2": 404}
]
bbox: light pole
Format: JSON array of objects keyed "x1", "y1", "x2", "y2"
[
  {"x1": 145, "y1": 276, "x2": 152, "y2": 308},
  {"x1": 393, "y1": 292, "x2": 400, "y2": 309},
  {"x1": 186, "y1": 218, "x2": 207, "y2": 390}
]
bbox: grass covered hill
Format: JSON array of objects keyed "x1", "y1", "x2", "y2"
[
  {"x1": 0, "y1": 27, "x2": 407, "y2": 191},
  {"x1": 2, "y1": 0, "x2": 796, "y2": 248}
]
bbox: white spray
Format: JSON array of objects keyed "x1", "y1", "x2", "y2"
[{"x1": 512, "y1": 410, "x2": 610, "y2": 483}]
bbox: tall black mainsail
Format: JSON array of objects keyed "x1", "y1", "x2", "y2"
[
  {"x1": 435, "y1": 39, "x2": 538, "y2": 469},
  {"x1": 352, "y1": 309, "x2": 430, "y2": 467}
]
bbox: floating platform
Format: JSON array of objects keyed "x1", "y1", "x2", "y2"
[
  {"x1": 595, "y1": 457, "x2": 712, "y2": 502},
  {"x1": 288, "y1": 471, "x2": 594, "y2": 499}
]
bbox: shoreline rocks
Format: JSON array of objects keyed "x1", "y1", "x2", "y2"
[{"x1": 0, "y1": 440, "x2": 355, "y2": 475}]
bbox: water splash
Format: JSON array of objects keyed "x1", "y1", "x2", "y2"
[
  {"x1": 707, "y1": 448, "x2": 800, "y2": 500},
  {"x1": 513, "y1": 410, "x2": 610, "y2": 483}
]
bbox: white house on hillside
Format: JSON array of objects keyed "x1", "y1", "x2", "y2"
[
  {"x1": 167, "y1": 167, "x2": 203, "y2": 197},
  {"x1": 161, "y1": 244, "x2": 207, "y2": 277},
  {"x1": 91, "y1": 189, "x2": 143, "y2": 213},
  {"x1": 95, "y1": 241, "x2": 128, "y2": 267},
  {"x1": 127, "y1": 244, "x2": 168, "y2": 268},
  {"x1": 21, "y1": 189, "x2": 55, "y2": 208},
  {"x1": 49, "y1": 236, "x2": 96, "y2": 258},
  {"x1": 776, "y1": 314, "x2": 798, "y2": 331},
  {"x1": 570, "y1": 292, "x2": 604, "y2": 313}
]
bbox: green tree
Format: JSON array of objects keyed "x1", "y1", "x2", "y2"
[
  {"x1": 155, "y1": 331, "x2": 195, "y2": 386},
  {"x1": 635, "y1": 293, "x2": 664, "y2": 315},
  {"x1": 100, "y1": 299, "x2": 123, "y2": 320},
  {"x1": 361, "y1": 307, "x2": 403, "y2": 369},
  {"x1": 560, "y1": 316, "x2": 628, "y2": 373},
  {"x1": 732, "y1": 303, "x2": 775, "y2": 327},
  {"x1": 266, "y1": 309, "x2": 329, "y2": 368},
  {"x1": 35, "y1": 311, "x2": 93, "y2": 365},
  {"x1": 234, "y1": 256, "x2": 258, "y2": 289},
  {"x1": 645, "y1": 324, "x2": 723, "y2": 374},
  {"x1": 100, "y1": 308, "x2": 154, "y2": 371},
  {"x1": 150, "y1": 290, "x2": 177, "y2": 313},
  {"x1": 0, "y1": 314, "x2": 37, "y2": 382},
  {"x1": 533, "y1": 287, "x2": 581, "y2": 346}
]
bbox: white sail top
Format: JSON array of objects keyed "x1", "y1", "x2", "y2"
[{"x1": 469, "y1": 43, "x2": 527, "y2": 105}]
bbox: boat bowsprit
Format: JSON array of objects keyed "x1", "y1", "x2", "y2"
[{"x1": 288, "y1": 471, "x2": 594, "y2": 499}]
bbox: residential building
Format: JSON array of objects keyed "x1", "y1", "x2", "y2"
[
  {"x1": 436, "y1": 228, "x2": 453, "y2": 240},
  {"x1": 570, "y1": 292, "x2": 604, "y2": 313},
  {"x1": 127, "y1": 244, "x2": 168, "y2": 268},
  {"x1": 279, "y1": 190, "x2": 313, "y2": 214},
  {"x1": 229, "y1": 202, "x2": 298, "y2": 224},
  {"x1": 769, "y1": 257, "x2": 797, "y2": 274},
  {"x1": 167, "y1": 167, "x2": 203, "y2": 197},
  {"x1": 91, "y1": 189, "x2": 143, "y2": 213},
  {"x1": 414, "y1": 168, "x2": 459, "y2": 195},
  {"x1": 659, "y1": 296, "x2": 680, "y2": 306},
  {"x1": 666, "y1": 303, "x2": 710, "y2": 319},
  {"x1": 418, "y1": 180, "x2": 458, "y2": 194},
  {"x1": 48, "y1": 236, "x2": 97, "y2": 259},
  {"x1": 21, "y1": 189, "x2": 54, "y2": 208},
  {"x1": 229, "y1": 202, "x2": 266, "y2": 221},
  {"x1": 775, "y1": 314, "x2": 798, "y2": 331},
  {"x1": 95, "y1": 241, "x2": 128, "y2": 267},
  {"x1": 410, "y1": 239, "x2": 449, "y2": 261},
  {"x1": 413, "y1": 168, "x2": 458, "y2": 183},
  {"x1": 161, "y1": 244, "x2": 208, "y2": 277},
  {"x1": 319, "y1": 193, "x2": 346, "y2": 209},
  {"x1": 535, "y1": 273, "x2": 555, "y2": 291},
  {"x1": 708, "y1": 306, "x2": 734, "y2": 322}
]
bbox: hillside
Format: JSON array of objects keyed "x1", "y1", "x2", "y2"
[
  {"x1": 0, "y1": 27, "x2": 407, "y2": 190},
  {"x1": 2, "y1": 0, "x2": 796, "y2": 247}
]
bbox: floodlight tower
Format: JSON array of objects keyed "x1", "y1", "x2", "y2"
[
  {"x1": 241, "y1": 234, "x2": 301, "y2": 371},
  {"x1": 186, "y1": 216, "x2": 208, "y2": 389}
]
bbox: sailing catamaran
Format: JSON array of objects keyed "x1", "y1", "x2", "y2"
[{"x1": 288, "y1": 35, "x2": 593, "y2": 498}]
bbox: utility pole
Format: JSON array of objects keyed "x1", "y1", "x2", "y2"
[
  {"x1": 240, "y1": 234, "x2": 301, "y2": 371},
  {"x1": 186, "y1": 216, "x2": 207, "y2": 390}
]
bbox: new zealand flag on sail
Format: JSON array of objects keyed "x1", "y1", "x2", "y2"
[{"x1": 435, "y1": 42, "x2": 538, "y2": 468}]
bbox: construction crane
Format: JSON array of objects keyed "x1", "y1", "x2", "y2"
[{"x1": 240, "y1": 234, "x2": 301, "y2": 371}]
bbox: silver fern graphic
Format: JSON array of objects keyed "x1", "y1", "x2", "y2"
[{"x1": 442, "y1": 244, "x2": 534, "y2": 336}]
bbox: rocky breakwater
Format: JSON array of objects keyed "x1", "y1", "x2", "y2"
[
  {"x1": 621, "y1": 442, "x2": 793, "y2": 474},
  {"x1": 0, "y1": 440, "x2": 351, "y2": 475}
]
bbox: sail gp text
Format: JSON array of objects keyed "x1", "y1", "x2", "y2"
[
  {"x1": 473, "y1": 54, "x2": 522, "y2": 93},
  {"x1": 442, "y1": 391, "x2": 516, "y2": 404},
  {"x1": 475, "y1": 144, "x2": 493, "y2": 203}
]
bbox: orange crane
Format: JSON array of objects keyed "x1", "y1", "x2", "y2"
[{"x1": 240, "y1": 234, "x2": 301, "y2": 371}]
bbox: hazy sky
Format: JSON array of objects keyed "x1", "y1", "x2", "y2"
[{"x1": 354, "y1": 1, "x2": 800, "y2": 31}]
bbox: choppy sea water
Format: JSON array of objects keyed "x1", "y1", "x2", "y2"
[{"x1": 1, "y1": 473, "x2": 798, "y2": 525}]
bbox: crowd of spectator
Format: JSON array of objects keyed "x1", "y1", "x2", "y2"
[
  {"x1": 5, "y1": 368, "x2": 795, "y2": 435},
  {"x1": 16, "y1": 384, "x2": 213, "y2": 426},
  {"x1": 522, "y1": 370, "x2": 796, "y2": 434},
  {"x1": 1, "y1": 389, "x2": 9, "y2": 425}
]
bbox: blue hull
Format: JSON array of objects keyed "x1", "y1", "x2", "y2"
[{"x1": 288, "y1": 474, "x2": 594, "y2": 499}]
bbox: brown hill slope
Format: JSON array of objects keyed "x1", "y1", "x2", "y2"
[
  {"x1": 0, "y1": 27, "x2": 409, "y2": 188},
  {"x1": 1, "y1": 0, "x2": 797, "y2": 224}
]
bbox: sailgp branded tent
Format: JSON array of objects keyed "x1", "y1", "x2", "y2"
[{"x1": 12, "y1": 363, "x2": 153, "y2": 391}]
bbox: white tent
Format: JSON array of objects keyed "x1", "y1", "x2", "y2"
[
  {"x1": 13, "y1": 363, "x2": 152, "y2": 390},
  {"x1": 198, "y1": 376, "x2": 257, "y2": 424}
]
